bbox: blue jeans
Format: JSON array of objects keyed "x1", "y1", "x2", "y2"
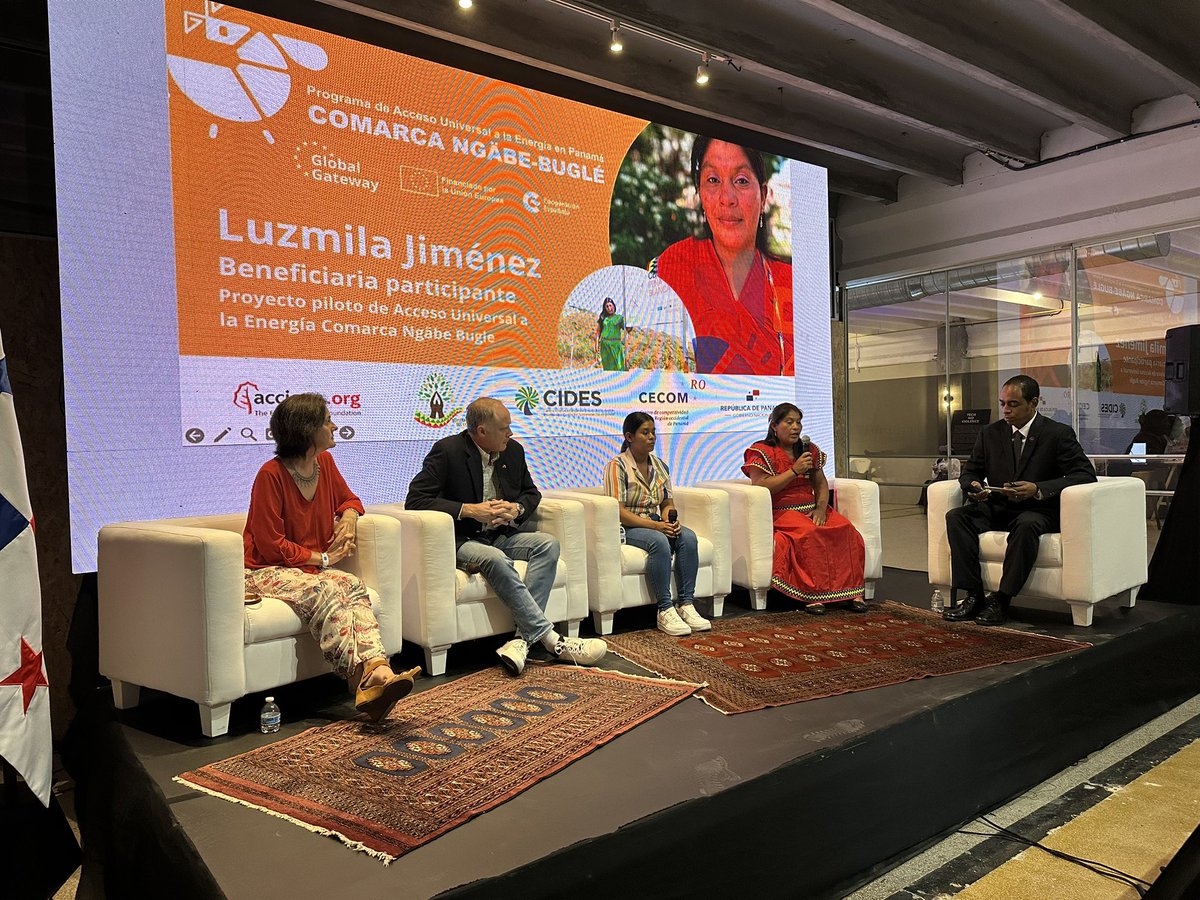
[
  {"x1": 624, "y1": 524, "x2": 699, "y2": 611},
  {"x1": 456, "y1": 530, "x2": 560, "y2": 645}
]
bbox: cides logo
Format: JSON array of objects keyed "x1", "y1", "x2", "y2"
[
  {"x1": 1098, "y1": 402, "x2": 1126, "y2": 417},
  {"x1": 514, "y1": 386, "x2": 539, "y2": 415},
  {"x1": 233, "y1": 382, "x2": 291, "y2": 415},
  {"x1": 168, "y1": 1, "x2": 329, "y2": 144},
  {"x1": 543, "y1": 389, "x2": 602, "y2": 407},
  {"x1": 414, "y1": 373, "x2": 463, "y2": 428}
]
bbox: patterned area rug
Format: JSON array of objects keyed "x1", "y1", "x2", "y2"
[
  {"x1": 605, "y1": 601, "x2": 1089, "y2": 714},
  {"x1": 176, "y1": 665, "x2": 698, "y2": 861}
]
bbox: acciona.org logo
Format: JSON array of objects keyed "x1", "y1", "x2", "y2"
[
  {"x1": 167, "y1": 1, "x2": 329, "y2": 144},
  {"x1": 514, "y1": 386, "x2": 539, "y2": 415},
  {"x1": 232, "y1": 381, "x2": 292, "y2": 415}
]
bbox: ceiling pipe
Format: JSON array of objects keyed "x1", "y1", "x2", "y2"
[{"x1": 844, "y1": 233, "x2": 1170, "y2": 310}]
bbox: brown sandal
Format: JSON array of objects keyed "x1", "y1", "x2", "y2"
[{"x1": 354, "y1": 661, "x2": 420, "y2": 723}]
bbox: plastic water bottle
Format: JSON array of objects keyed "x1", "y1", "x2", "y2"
[
  {"x1": 259, "y1": 696, "x2": 281, "y2": 734},
  {"x1": 930, "y1": 589, "x2": 944, "y2": 613}
]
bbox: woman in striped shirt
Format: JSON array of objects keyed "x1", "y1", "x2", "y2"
[{"x1": 604, "y1": 412, "x2": 710, "y2": 636}]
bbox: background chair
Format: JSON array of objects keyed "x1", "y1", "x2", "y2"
[
  {"x1": 926, "y1": 477, "x2": 1147, "y2": 626},
  {"x1": 98, "y1": 512, "x2": 403, "y2": 737},
  {"x1": 542, "y1": 486, "x2": 731, "y2": 634},
  {"x1": 366, "y1": 498, "x2": 587, "y2": 675},
  {"x1": 698, "y1": 478, "x2": 883, "y2": 609}
]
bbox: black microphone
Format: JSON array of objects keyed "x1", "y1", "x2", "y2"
[
  {"x1": 799, "y1": 434, "x2": 811, "y2": 455},
  {"x1": 667, "y1": 509, "x2": 678, "y2": 524}
]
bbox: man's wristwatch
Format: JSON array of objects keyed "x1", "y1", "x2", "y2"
[
  {"x1": 515, "y1": 503, "x2": 525, "y2": 519},
  {"x1": 1034, "y1": 487, "x2": 1044, "y2": 501},
  {"x1": 320, "y1": 551, "x2": 330, "y2": 568}
]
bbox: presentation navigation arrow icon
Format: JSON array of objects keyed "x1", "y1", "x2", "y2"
[
  {"x1": 185, "y1": 428, "x2": 205, "y2": 443},
  {"x1": 338, "y1": 425, "x2": 355, "y2": 440}
]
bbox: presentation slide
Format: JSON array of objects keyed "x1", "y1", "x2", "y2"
[{"x1": 49, "y1": 0, "x2": 831, "y2": 572}]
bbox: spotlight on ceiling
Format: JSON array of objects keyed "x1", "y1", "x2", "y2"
[
  {"x1": 695, "y1": 52, "x2": 710, "y2": 85},
  {"x1": 609, "y1": 19, "x2": 623, "y2": 53},
  {"x1": 457, "y1": 0, "x2": 473, "y2": 9}
]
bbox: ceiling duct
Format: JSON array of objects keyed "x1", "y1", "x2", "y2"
[{"x1": 845, "y1": 233, "x2": 1171, "y2": 311}]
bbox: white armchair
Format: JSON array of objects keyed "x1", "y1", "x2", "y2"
[
  {"x1": 542, "y1": 486, "x2": 732, "y2": 635},
  {"x1": 927, "y1": 477, "x2": 1147, "y2": 626},
  {"x1": 97, "y1": 512, "x2": 403, "y2": 737},
  {"x1": 366, "y1": 498, "x2": 588, "y2": 676},
  {"x1": 698, "y1": 478, "x2": 883, "y2": 609}
]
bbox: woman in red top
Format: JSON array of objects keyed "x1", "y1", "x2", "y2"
[
  {"x1": 742, "y1": 403, "x2": 866, "y2": 615},
  {"x1": 243, "y1": 393, "x2": 417, "y2": 722},
  {"x1": 650, "y1": 136, "x2": 793, "y2": 376}
]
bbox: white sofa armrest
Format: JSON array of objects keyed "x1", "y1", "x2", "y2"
[
  {"x1": 335, "y1": 513, "x2": 404, "y2": 654},
  {"x1": 542, "y1": 489, "x2": 624, "y2": 616},
  {"x1": 529, "y1": 497, "x2": 588, "y2": 623},
  {"x1": 697, "y1": 479, "x2": 775, "y2": 593},
  {"x1": 98, "y1": 522, "x2": 246, "y2": 706},
  {"x1": 926, "y1": 480, "x2": 962, "y2": 586},
  {"x1": 833, "y1": 478, "x2": 883, "y2": 582},
  {"x1": 366, "y1": 503, "x2": 459, "y2": 653},
  {"x1": 1060, "y1": 477, "x2": 1147, "y2": 603},
  {"x1": 671, "y1": 486, "x2": 732, "y2": 596}
]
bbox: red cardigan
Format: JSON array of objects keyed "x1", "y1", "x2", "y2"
[{"x1": 243, "y1": 451, "x2": 365, "y2": 572}]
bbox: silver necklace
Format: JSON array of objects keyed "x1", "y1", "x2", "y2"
[{"x1": 287, "y1": 459, "x2": 320, "y2": 487}]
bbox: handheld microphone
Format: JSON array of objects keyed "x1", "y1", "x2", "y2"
[
  {"x1": 800, "y1": 434, "x2": 811, "y2": 454},
  {"x1": 667, "y1": 509, "x2": 678, "y2": 524}
]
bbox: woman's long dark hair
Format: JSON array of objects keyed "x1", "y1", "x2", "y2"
[
  {"x1": 597, "y1": 297, "x2": 617, "y2": 329},
  {"x1": 763, "y1": 402, "x2": 802, "y2": 447},
  {"x1": 620, "y1": 411, "x2": 655, "y2": 452},
  {"x1": 690, "y1": 134, "x2": 772, "y2": 256}
]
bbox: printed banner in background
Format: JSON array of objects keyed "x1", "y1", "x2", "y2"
[{"x1": 164, "y1": 1, "x2": 814, "y2": 445}]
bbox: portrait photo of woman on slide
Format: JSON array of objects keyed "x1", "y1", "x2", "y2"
[{"x1": 647, "y1": 135, "x2": 793, "y2": 376}]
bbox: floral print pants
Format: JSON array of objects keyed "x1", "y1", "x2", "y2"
[{"x1": 244, "y1": 566, "x2": 385, "y2": 679}]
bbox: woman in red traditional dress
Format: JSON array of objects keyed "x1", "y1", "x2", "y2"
[
  {"x1": 650, "y1": 136, "x2": 792, "y2": 376},
  {"x1": 741, "y1": 403, "x2": 867, "y2": 615}
]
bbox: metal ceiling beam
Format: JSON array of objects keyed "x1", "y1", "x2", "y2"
[
  {"x1": 310, "y1": 0, "x2": 963, "y2": 185},
  {"x1": 602, "y1": 0, "x2": 1043, "y2": 161},
  {"x1": 1035, "y1": 0, "x2": 1200, "y2": 98},
  {"x1": 806, "y1": 0, "x2": 1129, "y2": 139}
]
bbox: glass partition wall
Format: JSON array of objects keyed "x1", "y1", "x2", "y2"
[{"x1": 845, "y1": 224, "x2": 1200, "y2": 523}]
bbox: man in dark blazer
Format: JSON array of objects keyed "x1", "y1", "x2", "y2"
[
  {"x1": 943, "y1": 374, "x2": 1096, "y2": 626},
  {"x1": 406, "y1": 397, "x2": 607, "y2": 674}
]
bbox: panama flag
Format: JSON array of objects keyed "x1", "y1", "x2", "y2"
[{"x1": 0, "y1": 327, "x2": 51, "y2": 805}]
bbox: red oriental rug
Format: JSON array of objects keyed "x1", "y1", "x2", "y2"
[
  {"x1": 176, "y1": 665, "x2": 698, "y2": 861},
  {"x1": 604, "y1": 601, "x2": 1089, "y2": 714}
]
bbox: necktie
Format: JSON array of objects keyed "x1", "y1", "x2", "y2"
[{"x1": 1012, "y1": 429, "x2": 1024, "y2": 467}]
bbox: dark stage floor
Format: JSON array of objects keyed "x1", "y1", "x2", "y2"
[{"x1": 75, "y1": 571, "x2": 1200, "y2": 899}]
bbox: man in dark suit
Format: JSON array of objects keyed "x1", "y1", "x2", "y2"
[
  {"x1": 406, "y1": 397, "x2": 607, "y2": 674},
  {"x1": 944, "y1": 374, "x2": 1096, "y2": 626}
]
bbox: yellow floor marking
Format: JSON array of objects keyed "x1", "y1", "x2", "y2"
[{"x1": 957, "y1": 738, "x2": 1200, "y2": 899}]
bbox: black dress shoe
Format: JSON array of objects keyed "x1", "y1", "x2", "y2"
[
  {"x1": 847, "y1": 599, "x2": 869, "y2": 613},
  {"x1": 804, "y1": 602, "x2": 826, "y2": 616},
  {"x1": 943, "y1": 593, "x2": 983, "y2": 621},
  {"x1": 975, "y1": 599, "x2": 1008, "y2": 626}
]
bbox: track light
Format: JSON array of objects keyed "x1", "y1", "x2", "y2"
[
  {"x1": 457, "y1": 0, "x2": 473, "y2": 9},
  {"x1": 609, "y1": 19, "x2": 623, "y2": 53},
  {"x1": 695, "y1": 52, "x2": 710, "y2": 85}
]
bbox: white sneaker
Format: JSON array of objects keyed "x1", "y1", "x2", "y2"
[
  {"x1": 553, "y1": 636, "x2": 607, "y2": 666},
  {"x1": 677, "y1": 603, "x2": 711, "y2": 632},
  {"x1": 657, "y1": 606, "x2": 692, "y2": 636},
  {"x1": 497, "y1": 638, "x2": 529, "y2": 675}
]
